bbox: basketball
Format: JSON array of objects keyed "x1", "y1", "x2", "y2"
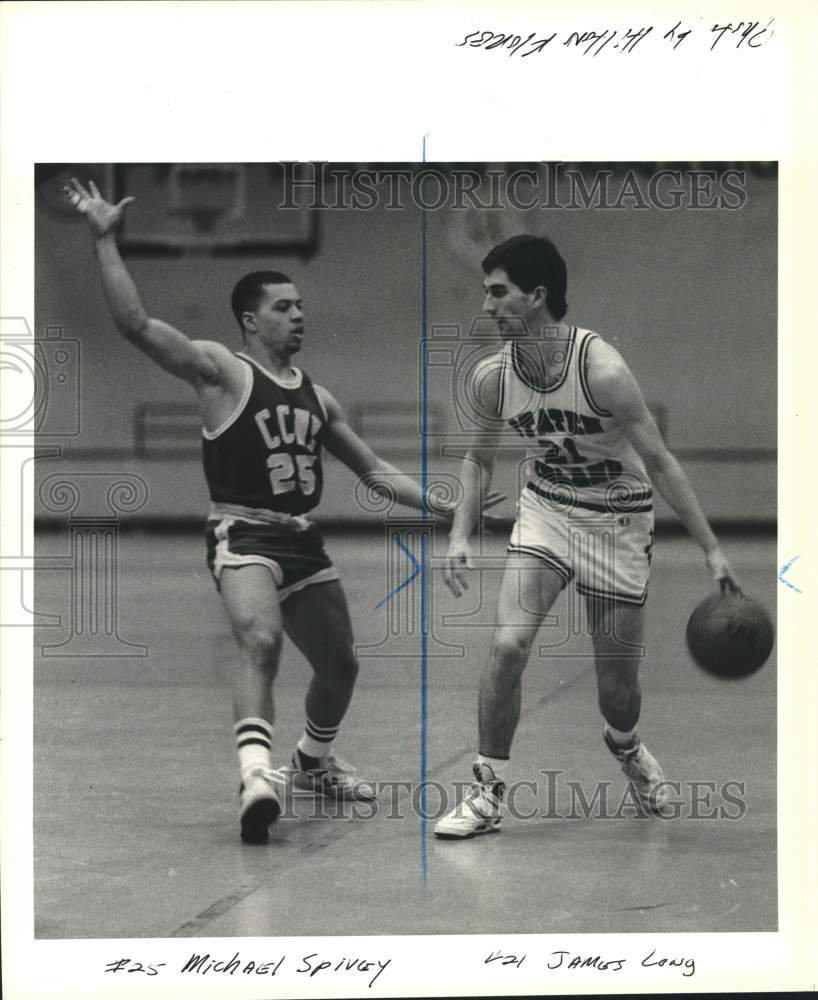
[{"x1": 686, "y1": 591, "x2": 774, "y2": 679}]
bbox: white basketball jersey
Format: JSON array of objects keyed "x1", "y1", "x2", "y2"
[{"x1": 496, "y1": 326, "x2": 652, "y2": 512}]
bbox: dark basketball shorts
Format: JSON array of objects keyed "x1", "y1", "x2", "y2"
[{"x1": 205, "y1": 503, "x2": 339, "y2": 601}]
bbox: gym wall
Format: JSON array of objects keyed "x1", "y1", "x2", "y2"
[{"x1": 34, "y1": 164, "x2": 776, "y2": 526}]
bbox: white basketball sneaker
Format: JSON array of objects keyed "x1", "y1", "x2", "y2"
[
  {"x1": 603, "y1": 727, "x2": 672, "y2": 816},
  {"x1": 239, "y1": 765, "x2": 282, "y2": 844},
  {"x1": 434, "y1": 762, "x2": 505, "y2": 839},
  {"x1": 290, "y1": 750, "x2": 376, "y2": 801}
]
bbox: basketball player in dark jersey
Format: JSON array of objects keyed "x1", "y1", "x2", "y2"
[
  {"x1": 435, "y1": 235, "x2": 740, "y2": 838},
  {"x1": 65, "y1": 178, "x2": 498, "y2": 844}
]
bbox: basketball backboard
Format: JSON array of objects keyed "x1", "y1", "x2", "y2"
[{"x1": 35, "y1": 162, "x2": 319, "y2": 258}]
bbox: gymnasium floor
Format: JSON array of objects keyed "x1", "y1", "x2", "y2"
[{"x1": 33, "y1": 530, "x2": 777, "y2": 938}]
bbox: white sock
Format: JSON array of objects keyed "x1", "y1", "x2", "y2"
[
  {"x1": 234, "y1": 717, "x2": 273, "y2": 774},
  {"x1": 606, "y1": 724, "x2": 637, "y2": 748},
  {"x1": 297, "y1": 718, "x2": 339, "y2": 760},
  {"x1": 476, "y1": 753, "x2": 510, "y2": 782}
]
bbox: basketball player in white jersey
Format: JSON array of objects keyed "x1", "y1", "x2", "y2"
[
  {"x1": 65, "y1": 178, "x2": 501, "y2": 845},
  {"x1": 435, "y1": 235, "x2": 739, "y2": 838}
]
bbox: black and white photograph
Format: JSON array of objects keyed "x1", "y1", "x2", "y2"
[
  {"x1": 32, "y1": 158, "x2": 778, "y2": 940},
  {"x1": 1, "y1": 4, "x2": 814, "y2": 999}
]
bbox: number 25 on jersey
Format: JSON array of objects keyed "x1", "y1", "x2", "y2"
[{"x1": 267, "y1": 453, "x2": 317, "y2": 496}]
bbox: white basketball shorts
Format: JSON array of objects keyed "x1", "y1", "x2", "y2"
[{"x1": 508, "y1": 485, "x2": 655, "y2": 605}]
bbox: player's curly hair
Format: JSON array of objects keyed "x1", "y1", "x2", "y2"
[
  {"x1": 482, "y1": 235, "x2": 568, "y2": 320},
  {"x1": 231, "y1": 270, "x2": 293, "y2": 334}
]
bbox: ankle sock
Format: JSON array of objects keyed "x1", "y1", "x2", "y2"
[
  {"x1": 235, "y1": 717, "x2": 273, "y2": 774},
  {"x1": 297, "y1": 718, "x2": 340, "y2": 770},
  {"x1": 605, "y1": 724, "x2": 637, "y2": 749},
  {"x1": 476, "y1": 753, "x2": 510, "y2": 783}
]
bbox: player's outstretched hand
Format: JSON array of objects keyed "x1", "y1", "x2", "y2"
[
  {"x1": 443, "y1": 538, "x2": 474, "y2": 598},
  {"x1": 706, "y1": 546, "x2": 742, "y2": 594},
  {"x1": 63, "y1": 178, "x2": 135, "y2": 239}
]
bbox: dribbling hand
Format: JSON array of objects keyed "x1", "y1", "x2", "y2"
[
  {"x1": 705, "y1": 546, "x2": 741, "y2": 594},
  {"x1": 63, "y1": 177, "x2": 135, "y2": 239}
]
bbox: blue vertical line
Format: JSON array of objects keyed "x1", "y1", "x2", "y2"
[{"x1": 420, "y1": 133, "x2": 430, "y2": 884}]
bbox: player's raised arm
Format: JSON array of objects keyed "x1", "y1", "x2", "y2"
[
  {"x1": 65, "y1": 178, "x2": 223, "y2": 387},
  {"x1": 586, "y1": 337, "x2": 740, "y2": 591},
  {"x1": 314, "y1": 384, "x2": 503, "y2": 523}
]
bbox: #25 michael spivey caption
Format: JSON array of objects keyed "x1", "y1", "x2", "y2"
[{"x1": 104, "y1": 944, "x2": 695, "y2": 986}]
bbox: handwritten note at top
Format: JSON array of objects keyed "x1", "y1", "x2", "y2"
[{"x1": 456, "y1": 19, "x2": 775, "y2": 58}]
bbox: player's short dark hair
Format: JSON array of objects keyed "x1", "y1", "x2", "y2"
[
  {"x1": 482, "y1": 235, "x2": 568, "y2": 320},
  {"x1": 230, "y1": 270, "x2": 293, "y2": 332}
]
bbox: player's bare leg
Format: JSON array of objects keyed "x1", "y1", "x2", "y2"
[
  {"x1": 283, "y1": 581, "x2": 358, "y2": 733},
  {"x1": 587, "y1": 596, "x2": 670, "y2": 815},
  {"x1": 282, "y1": 581, "x2": 374, "y2": 800},
  {"x1": 220, "y1": 564, "x2": 285, "y2": 842},
  {"x1": 478, "y1": 558, "x2": 566, "y2": 757},
  {"x1": 221, "y1": 565, "x2": 284, "y2": 721},
  {"x1": 435, "y1": 557, "x2": 564, "y2": 838},
  {"x1": 587, "y1": 597, "x2": 643, "y2": 733}
]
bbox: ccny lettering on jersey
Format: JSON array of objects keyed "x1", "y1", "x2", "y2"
[
  {"x1": 254, "y1": 404, "x2": 322, "y2": 453},
  {"x1": 253, "y1": 404, "x2": 323, "y2": 499}
]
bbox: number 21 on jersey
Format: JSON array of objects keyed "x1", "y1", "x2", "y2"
[{"x1": 267, "y1": 453, "x2": 316, "y2": 495}]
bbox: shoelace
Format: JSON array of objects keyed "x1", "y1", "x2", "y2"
[
  {"x1": 323, "y1": 755, "x2": 356, "y2": 783},
  {"x1": 245, "y1": 765, "x2": 280, "y2": 786},
  {"x1": 461, "y1": 782, "x2": 499, "y2": 816},
  {"x1": 615, "y1": 739, "x2": 643, "y2": 762}
]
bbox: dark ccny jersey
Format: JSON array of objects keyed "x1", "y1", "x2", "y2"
[{"x1": 202, "y1": 353, "x2": 327, "y2": 515}]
